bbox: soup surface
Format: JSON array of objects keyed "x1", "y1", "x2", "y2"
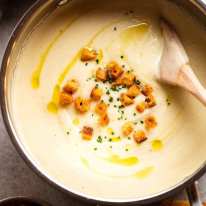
[{"x1": 10, "y1": 0, "x2": 206, "y2": 201}]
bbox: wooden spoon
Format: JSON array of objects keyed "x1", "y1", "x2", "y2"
[{"x1": 157, "y1": 19, "x2": 206, "y2": 105}]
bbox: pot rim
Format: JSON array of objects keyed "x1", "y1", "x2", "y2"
[
  {"x1": 1, "y1": 0, "x2": 206, "y2": 205},
  {"x1": 0, "y1": 196, "x2": 52, "y2": 205}
]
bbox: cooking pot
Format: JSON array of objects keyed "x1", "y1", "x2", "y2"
[{"x1": 1, "y1": 0, "x2": 206, "y2": 205}]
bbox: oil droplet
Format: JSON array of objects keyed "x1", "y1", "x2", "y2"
[
  {"x1": 111, "y1": 137, "x2": 121, "y2": 142},
  {"x1": 135, "y1": 166, "x2": 154, "y2": 179},
  {"x1": 73, "y1": 118, "x2": 80, "y2": 125},
  {"x1": 151, "y1": 139, "x2": 163, "y2": 152},
  {"x1": 107, "y1": 155, "x2": 139, "y2": 166},
  {"x1": 47, "y1": 102, "x2": 58, "y2": 114},
  {"x1": 120, "y1": 23, "x2": 149, "y2": 48}
]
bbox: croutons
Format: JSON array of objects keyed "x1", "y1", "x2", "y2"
[
  {"x1": 119, "y1": 71, "x2": 135, "y2": 87},
  {"x1": 106, "y1": 61, "x2": 123, "y2": 80},
  {"x1": 99, "y1": 113, "x2": 110, "y2": 126},
  {"x1": 81, "y1": 47, "x2": 97, "y2": 61},
  {"x1": 144, "y1": 115, "x2": 157, "y2": 130},
  {"x1": 120, "y1": 93, "x2": 134, "y2": 106},
  {"x1": 81, "y1": 126, "x2": 93, "y2": 140},
  {"x1": 95, "y1": 101, "x2": 107, "y2": 115},
  {"x1": 96, "y1": 68, "x2": 107, "y2": 81},
  {"x1": 141, "y1": 84, "x2": 153, "y2": 96},
  {"x1": 59, "y1": 91, "x2": 73, "y2": 107},
  {"x1": 90, "y1": 87, "x2": 103, "y2": 101},
  {"x1": 145, "y1": 94, "x2": 156, "y2": 108},
  {"x1": 122, "y1": 122, "x2": 133, "y2": 136},
  {"x1": 74, "y1": 97, "x2": 90, "y2": 113},
  {"x1": 63, "y1": 79, "x2": 79, "y2": 94},
  {"x1": 136, "y1": 102, "x2": 147, "y2": 113},
  {"x1": 133, "y1": 130, "x2": 147, "y2": 144},
  {"x1": 127, "y1": 84, "x2": 140, "y2": 98}
]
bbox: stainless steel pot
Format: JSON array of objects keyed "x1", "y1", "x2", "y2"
[{"x1": 1, "y1": 0, "x2": 206, "y2": 205}]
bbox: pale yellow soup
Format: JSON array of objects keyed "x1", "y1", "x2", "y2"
[{"x1": 10, "y1": 0, "x2": 206, "y2": 201}]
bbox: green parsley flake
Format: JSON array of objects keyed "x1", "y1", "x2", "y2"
[
  {"x1": 109, "y1": 97, "x2": 113, "y2": 102},
  {"x1": 97, "y1": 136, "x2": 103, "y2": 143}
]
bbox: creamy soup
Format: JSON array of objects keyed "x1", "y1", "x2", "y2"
[{"x1": 9, "y1": 0, "x2": 206, "y2": 202}]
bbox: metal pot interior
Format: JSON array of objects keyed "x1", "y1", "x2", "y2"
[{"x1": 2, "y1": 0, "x2": 206, "y2": 204}]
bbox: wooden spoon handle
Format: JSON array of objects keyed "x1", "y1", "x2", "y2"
[{"x1": 177, "y1": 64, "x2": 206, "y2": 106}]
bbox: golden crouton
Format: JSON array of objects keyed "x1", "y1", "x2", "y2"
[
  {"x1": 122, "y1": 122, "x2": 133, "y2": 136},
  {"x1": 59, "y1": 91, "x2": 73, "y2": 107},
  {"x1": 133, "y1": 130, "x2": 147, "y2": 144},
  {"x1": 145, "y1": 94, "x2": 156, "y2": 108},
  {"x1": 136, "y1": 102, "x2": 147, "y2": 113},
  {"x1": 74, "y1": 97, "x2": 90, "y2": 113},
  {"x1": 95, "y1": 101, "x2": 107, "y2": 115},
  {"x1": 99, "y1": 113, "x2": 110, "y2": 126},
  {"x1": 127, "y1": 84, "x2": 140, "y2": 98},
  {"x1": 90, "y1": 87, "x2": 103, "y2": 101},
  {"x1": 81, "y1": 126, "x2": 93, "y2": 140},
  {"x1": 106, "y1": 61, "x2": 123, "y2": 80},
  {"x1": 120, "y1": 93, "x2": 134, "y2": 106},
  {"x1": 81, "y1": 47, "x2": 97, "y2": 61},
  {"x1": 119, "y1": 71, "x2": 135, "y2": 87},
  {"x1": 141, "y1": 84, "x2": 153, "y2": 96},
  {"x1": 63, "y1": 79, "x2": 79, "y2": 94},
  {"x1": 144, "y1": 115, "x2": 157, "y2": 130},
  {"x1": 96, "y1": 68, "x2": 107, "y2": 81}
]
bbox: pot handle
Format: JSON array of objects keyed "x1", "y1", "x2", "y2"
[{"x1": 186, "y1": 181, "x2": 202, "y2": 206}]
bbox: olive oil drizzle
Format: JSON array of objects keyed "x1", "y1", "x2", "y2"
[
  {"x1": 135, "y1": 166, "x2": 154, "y2": 179},
  {"x1": 120, "y1": 23, "x2": 149, "y2": 49},
  {"x1": 31, "y1": 16, "x2": 80, "y2": 89},
  {"x1": 107, "y1": 155, "x2": 139, "y2": 166}
]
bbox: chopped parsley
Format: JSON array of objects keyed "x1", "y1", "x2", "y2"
[
  {"x1": 120, "y1": 55, "x2": 124, "y2": 59},
  {"x1": 135, "y1": 79, "x2": 141, "y2": 85},
  {"x1": 94, "y1": 147, "x2": 98, "y2": 151},
  {"x1": 66, "y1": 131, "x2": 70, "y2": 135},
  {"x1": 125, "y1": 148, "x2": 129, "y2": 152},
  {"x1": 140, "y1": 120, "x2": 144, "y2": 124},
  {"x1": 96, "y1": 59, "x2": 99, "y2": 64},
  {"x1": 106, "y1": 90, "x2": 110, "y2": 95},
  {"x1": 97, "y1": 136, "x2": 103, "y2": 143},
  {"x1": 109, "y1": 96, "x2": 113, "y2": 102}
]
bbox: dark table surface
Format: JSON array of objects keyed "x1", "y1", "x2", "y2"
[{"x1": 0, "y1": 1, "x2": 206, "y2": 206}]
